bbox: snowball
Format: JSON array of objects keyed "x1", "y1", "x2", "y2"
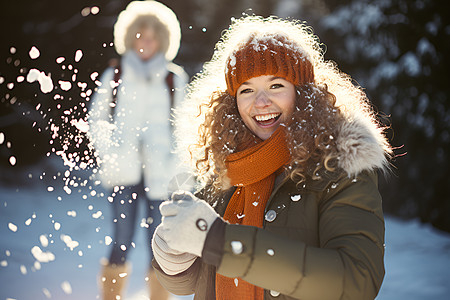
[
  {"x1": 61, "y1": 234, "x2": 79, "y2": 250},
  {"x1": 231, "y1": 241, "x2": 243, "y2": 255},
  {"x1": 26, "y1": 68, "x2": 54, "y2": 93},
  {"x1": 59, "y1": 80, "x2": 72, "y2": 91},
  {"x1": 105, "y1": 236, "x2": 112, "y2": 245},
  {"x1": 31, "y1": 246, "x2": 55, "y2": 263},
  {"x1": 92, "y1": 211, "x2": 102, "y2": 219},
  {"x1": 61, "y1": 281, "x2": 72, "y2": 295},
  {"x1": 29, "y1": 46, "x2": 40, "y2": 59},
  {"x1": 91, "y1": 6, "x2": 100, "y2": 15},
  {"x1": 42, "y1": 288, "x2": 51, "y2": 298},
  {"x1": 40, "y1": 235, "x2": 49, "y2": 247},
  {"x1": 70, "y1": 118, "x2": 89, "y2": 133},
  {"x1": 20, "y1": 265, "x2": 27, "y2": 274},
  {"x1": 90, "y1": 72, "x2": 99, "y2": 81},
  {"x1": 74, "y1": 50, "x2": 83, "y2": 62},
  {"x1": 8, "y1": 223, "x2": 17, "y2": 232},
  {"x1": 54, "y1": 222, "x2": 61, "y2": 231},
  {"x1": 291, "y1": 194, "x2": 301, "y2": 201}
]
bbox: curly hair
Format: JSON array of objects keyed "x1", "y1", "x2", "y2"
[
  {"x1": 191, "y1": 82, "x2": 345, "y2": 193},
  {"x1": 174, "y1": 16, "x2": 391, "y2": 195}
]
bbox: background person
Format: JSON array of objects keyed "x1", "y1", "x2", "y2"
[
  {"x1": 87, "y1": 1, "x2": 188, "y2": 299},
  {"x1": 151, "y1": 15, "x2": 392, "y2": 300}
]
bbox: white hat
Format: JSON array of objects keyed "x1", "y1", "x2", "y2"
[{"x1": 113, "y1": 0, "x2": 181, "y2": 61}]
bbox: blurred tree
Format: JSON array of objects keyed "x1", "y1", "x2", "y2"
[{"x1": 309, "y1": 0, "x2": 450, "y2": 232}]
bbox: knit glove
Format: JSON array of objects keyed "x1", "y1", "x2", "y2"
[
  {"x1": 152, "y1": 226, "x2": 197, "y2": 275},
  {"x1": 159, "y1": 191, "x2": 220, "y2": 257}
]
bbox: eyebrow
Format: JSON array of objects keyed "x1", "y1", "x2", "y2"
[{"x1": 240, "y1": 76, "x2": 285, "y2": 86}]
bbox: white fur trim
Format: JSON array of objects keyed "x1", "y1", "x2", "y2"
[{"x1": 336, "y1": 115, "x2": 390, "y2": 176}]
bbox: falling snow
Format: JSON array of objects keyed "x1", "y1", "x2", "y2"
[
  {"x1": 231, "y1": 241, "x2": 243, "y2": 255},
  {"x1": 0, "y1": 6, "x2": 449, "y2": 299},
  {"x1": 26, "y1": 68, "x2": 54, "y2": 93},
  {"x1": 290, "y1": 194, "x2": 301, "y2": 201},
  {"x1": 29, "y1": 46, "x2": 40, "y2": 59},
  {"x1": 8, "y1": 223, "x2": 17, "y2": 232}
]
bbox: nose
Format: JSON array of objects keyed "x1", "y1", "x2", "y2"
[{"x1": 254, "y1": 91, "x2": 271, "y2": 108}]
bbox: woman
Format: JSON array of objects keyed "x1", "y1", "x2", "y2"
[
  {"x1": 151, "y1": 16, "x2": 392, "y2": 300},
  {"x1": 87, "y1": 1, "x2": 187, "y2": 299}
]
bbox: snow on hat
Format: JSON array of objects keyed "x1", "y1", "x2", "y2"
[
  {"x1": 225, "y1": 33, "x2": 314, "y2": 96},
  {"x1": 113, "y1": 0, "x2": 181, "y2": 61}
]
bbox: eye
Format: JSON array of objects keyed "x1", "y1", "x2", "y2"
[
  {"x1": 239, "y1": 88, "x2": 253, "y2": 94},
  {"x1": 270, "y1": 83, "x2": 284, "y2": 89}
]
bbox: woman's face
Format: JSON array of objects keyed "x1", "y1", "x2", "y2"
[
  {"x1": 236, "y1": 75, "x2": 296, "y2": 140},
  {"x1": 133, "y1": 27, "x2": 160, "y2": 61}
]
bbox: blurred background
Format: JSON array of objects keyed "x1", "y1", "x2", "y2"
[
  {"x1": 1, "y1": 0, "x2": 449, "y2": 232},
  {"x1": 0, "y1": 0, "x2": 450, "y2": 299}
]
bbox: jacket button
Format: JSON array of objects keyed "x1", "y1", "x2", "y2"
[
  {"x1": 265, "y1": 210, "x2": 277, "y2": 222},
  {"x1": 270, "y1": 290, "x2": 280, "y2": 297}
]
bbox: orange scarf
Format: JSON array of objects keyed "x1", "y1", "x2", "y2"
[{"x1": 215, "y1": 127, "x2": 291, "y2": 300}]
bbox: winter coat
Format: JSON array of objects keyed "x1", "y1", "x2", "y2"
[
  {"x1": 87, "y1": 51, "x2": 188, "y2": 199},
  {"x1": 153, "y1": 117, "x2": 387, "y2": 299}
]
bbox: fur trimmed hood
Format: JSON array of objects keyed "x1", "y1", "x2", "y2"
[
  {"x1": 335, "y1": 112, "x2": 391, "y2": 177},
  {"x1": 113, "y1": 0, "x2": 181, "y2": 61}
]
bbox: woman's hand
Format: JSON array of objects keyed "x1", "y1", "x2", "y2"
[
  {"x1": 152, "y1": 226, "x2": 197, "y2": 275},
  {"x1": 158, "y1": 191, "x2": 220, "y2": 257}
]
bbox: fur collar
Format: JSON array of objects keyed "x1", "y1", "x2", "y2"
[{"x1": 335, "y1": 114, "x2": 391, "y2": 176}]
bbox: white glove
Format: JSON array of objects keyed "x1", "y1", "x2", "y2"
[
  {"x1": 152, "y1": 226, "x2": 197, "y2": 275},
  {"x1": 159, "y1": 191, "x2": 219, "y2": 257}
]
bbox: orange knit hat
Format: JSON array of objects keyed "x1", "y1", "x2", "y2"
[{"x1": 225, "y1": 33, "x2": 314, "y2": 96}]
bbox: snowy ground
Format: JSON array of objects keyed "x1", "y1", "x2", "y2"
[{"x1": 1, "y1": 157, "x2": 449, "y2": 300}]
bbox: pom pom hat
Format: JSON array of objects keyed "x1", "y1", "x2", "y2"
[{"x1": 225, "y1": 33, "x2": 314, "y2": 96}]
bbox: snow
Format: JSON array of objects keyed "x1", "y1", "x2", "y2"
[{"x1": 1, "y1": 156, "x2": 450, "y2": 299}]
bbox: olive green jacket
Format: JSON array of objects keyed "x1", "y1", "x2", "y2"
[{"x1": 153, "y1": 169, "x2": 385, "y2": 300}]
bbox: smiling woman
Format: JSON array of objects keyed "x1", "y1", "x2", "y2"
[{"x1": 151, "y1": 15, "x2": 393, "y2": 300}]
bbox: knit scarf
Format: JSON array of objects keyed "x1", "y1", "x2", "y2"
[{"x1": 215, "y1": 127, "x2": 291, "y2": 300}]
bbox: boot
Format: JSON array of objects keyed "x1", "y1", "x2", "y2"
[
  {"x1": 99, "y1": 262, "x2": 130, "y2": 300},
  {"x1": 148, "y1": 270, "x2": 170, "y2": 300}
]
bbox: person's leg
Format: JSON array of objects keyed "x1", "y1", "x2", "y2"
[
  {"x1": 101, "y1": 185, "x2": 140, "y2": 300},
  {"x1": 109, "y1": 185, "x2": 140, "y2": 264},
  {"x1": 146, "y1": 198, "x2": 170, "y2": 300}
]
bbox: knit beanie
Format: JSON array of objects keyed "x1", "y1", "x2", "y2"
[{"x1": 225, "y1": 33, "x2": 314, "y2": 96}]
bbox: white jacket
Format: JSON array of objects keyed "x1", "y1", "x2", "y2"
[{"x1": 87, "y1": 51, "x2": 188, "y2": 200}]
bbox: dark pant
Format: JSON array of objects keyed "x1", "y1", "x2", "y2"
[{"x1": 108, "y1": 181, "x2": 163, "y2": 267}]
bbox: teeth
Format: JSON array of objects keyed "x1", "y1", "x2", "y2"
[{"x1": 255, "y1": 113, "x2": 280, "y2": 121}]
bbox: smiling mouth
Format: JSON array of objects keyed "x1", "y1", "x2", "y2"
[{"x1": 254, "y1": 113, "x2": 281, "y2": 126}]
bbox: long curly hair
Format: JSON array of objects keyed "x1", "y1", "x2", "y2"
[{"x1": 174, "y1": 16, "x2": 389, "y2": 194}]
